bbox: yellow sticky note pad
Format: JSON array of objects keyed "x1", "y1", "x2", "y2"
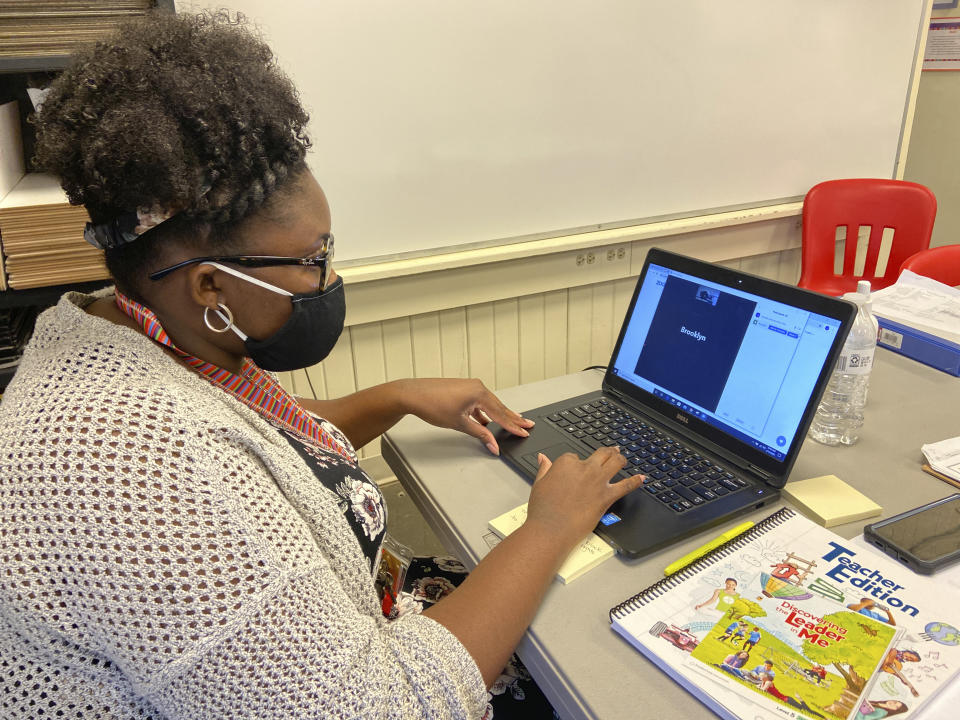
[
  {"x1": 782, "y1": 474, "x2": 882, "y2": 527},
  {"x1": 488, "y1": 503, "x2": 614, "y2": 584}
]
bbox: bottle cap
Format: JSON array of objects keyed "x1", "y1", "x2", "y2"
[{"x1": 856, "y1": 280, "x2": 871, "y2": 297}]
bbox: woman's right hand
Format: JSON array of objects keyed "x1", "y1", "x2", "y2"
[
  {"x1": 524, "y1": 447, "x2": 644, "y2": 549},
  {"x1": 423, "y1": 444, "x2": 643, "y2": 687}
]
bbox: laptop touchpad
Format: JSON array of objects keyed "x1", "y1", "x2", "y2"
[{"x1": 521, "y1": 442, "x2": 589, "y2": 474}]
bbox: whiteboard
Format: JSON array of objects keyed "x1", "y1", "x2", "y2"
[{"x1": 181, "y1": 1, "x2": 928, "y2": 264}]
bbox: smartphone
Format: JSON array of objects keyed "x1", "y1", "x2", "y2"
[{"x1": 864, "y1": 494, "x2": 960, "y2": 574}]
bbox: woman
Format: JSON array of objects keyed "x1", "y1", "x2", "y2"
[
  {"x1": 694, "y1": 577, "x2": 739, "y2": 612},
  {"x1": 719, "y1": 650, "x2": 750, "y2": 679},
  {"x1": 855, "y1": 699, "x2": 909, "y2": 720},
  {"x1": 0, "y1": 10, "x2": 642, "y2": 719},
  {"x1": 722, "y1": 650, "x2": 750, "y2": 670},
  {"x1": 881, "y1": 648, "x2": 921, "y2": 697}
]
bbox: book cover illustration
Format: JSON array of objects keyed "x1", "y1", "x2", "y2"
[
  {"x1": 685, "y1": 581, "x2": 897, "y2": 720},
  {"x1": 610, "y1": 509, "x2": 960, "y2": 720}
]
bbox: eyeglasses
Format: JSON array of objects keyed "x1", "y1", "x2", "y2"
[{"x1": 148, "y1": 233, "x2": 335, "y2": 290}]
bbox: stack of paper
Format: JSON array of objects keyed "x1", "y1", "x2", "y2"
[
  {"x1": 0, "y1": 173, "x2": 107, "y2": 290},
  {"x1": 0, "y1": 1, "x2": 155, "y2": 60},
  {"x1": 921, "y1": 436, "x2": 960, "y2": 488},
  {"x1": 871, "y1": 270, "x2": 960, "y2": 376},
  {"x1": 0, "y1": 99, "x2": 25, "y2": 289},
  {"x1": 488, "y1": 502, "x2": 614, "y2": 584}
]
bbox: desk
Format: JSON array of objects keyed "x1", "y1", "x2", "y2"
[{"x1": 381, "y1": 349, "x2": 960, "y2": 719}]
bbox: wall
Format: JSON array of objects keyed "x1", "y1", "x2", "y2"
[
  {"x1": 905, "y1": 6, "x2": 960, "y2": 247},
  {"x1": 181, "y1": 1, "x2": 926, "y2": 265},
  {"x1": 277, "y1": 222, "x2": 802, "y2": 473}
]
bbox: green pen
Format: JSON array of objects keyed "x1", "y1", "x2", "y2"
[{"x1": 664, "y1": 521, "x2": 755, "y2": 576}]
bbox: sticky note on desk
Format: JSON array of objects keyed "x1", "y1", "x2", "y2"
[
  {"x1": 782, "y1": 474, "x2": 882, "y2": 527},
  {"x1": 488, "y1": 503, "x2": 614, "y2": 584}
]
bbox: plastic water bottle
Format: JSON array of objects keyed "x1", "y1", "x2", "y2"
[
  {"x1": 862, "y1": 291, "x2": 879, "y2": 406},
  {"x1": 808, "y1": 281, "x2": 877, "y2": 446}
]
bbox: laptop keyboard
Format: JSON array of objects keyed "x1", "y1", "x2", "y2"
[{"x1": 545, "y1": 398, "x2": 749, "y2": 513}]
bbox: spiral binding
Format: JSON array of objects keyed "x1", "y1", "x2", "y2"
[{"x1": 608, "y1": 506, "x2": 796, "y2": 622}]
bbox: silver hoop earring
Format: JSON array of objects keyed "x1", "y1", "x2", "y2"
[{"x1": 203, "y1": 303, "x2": 234, "y2": 333}]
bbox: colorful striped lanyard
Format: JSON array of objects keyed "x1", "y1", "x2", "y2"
[{"x1": 114, "y1": 289, "x2": 353, "y2": 461}]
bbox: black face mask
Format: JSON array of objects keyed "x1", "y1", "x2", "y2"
[
  {"x1": 243, "y1": 277, "x2": 345, "y2": 371},
  {"x1": 206, "y1": 262, "x2": 345, "y2": 371}
]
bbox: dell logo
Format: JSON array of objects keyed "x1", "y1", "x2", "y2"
[{"x1": 676, "y1": 412, "x2": 689, "y2": 424}]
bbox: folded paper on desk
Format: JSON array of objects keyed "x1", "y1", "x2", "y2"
[
  {"x1": 921, "y1": 436, "x2": 960, "y2": 487},
  {"x1": 871, "y1": 271, "x2": 960, "y2": 376},
  {"x1": 610, "y1": 507, "x2": 960, "y2": 720},
  {"x1": 488, "y1": 503, "x2": 614, "y2": 584},
  {"x1": 782, "y1": 474, "x2": 882, "y2": 527}
]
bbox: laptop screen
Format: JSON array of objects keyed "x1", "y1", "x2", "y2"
[{"x1": 609, "y1": 261, "x2": 842, "y2": 461}]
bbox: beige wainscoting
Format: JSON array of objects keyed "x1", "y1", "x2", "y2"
[{"x1": 277, "y1": 217, "x2": 803, "y2": 469}]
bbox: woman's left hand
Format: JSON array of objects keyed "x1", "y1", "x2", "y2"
[{"x1": 396, "y1": 378, "x2": 534, "y2": 455}]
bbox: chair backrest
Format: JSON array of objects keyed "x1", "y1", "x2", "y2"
[
  {"x1": 797, "y1": 179, "x2": 936, "y2": 296},
  {"x1": 899, "y1": 244, "x2": 960, "y2": 287}
]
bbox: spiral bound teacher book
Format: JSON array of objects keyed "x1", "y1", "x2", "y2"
[{"x1": 609, "y1": 507, "x2": 960, "y2": 720}]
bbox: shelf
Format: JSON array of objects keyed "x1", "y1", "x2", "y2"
[
  {"x1": 0, "y1": 1, "x2": 176, "y2": 76},
  {"x1": 0, "y1": 56, "x2": 72, "y2": 75},
  {"x1": 0, "y1": 279, "x2": 111, "y2": 309}
]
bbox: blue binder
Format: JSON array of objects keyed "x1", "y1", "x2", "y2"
[{"x1": 876, "y1": 316, "x2": 960, "y2": 377}]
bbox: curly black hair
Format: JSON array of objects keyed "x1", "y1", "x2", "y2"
[{"x1": 33, "y1": 9, "x2": 311, "y2": 299}]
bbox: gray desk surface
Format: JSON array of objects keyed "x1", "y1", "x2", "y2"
[{"x1": 381, "y1": 349, "x2": 960, "y2": 720}]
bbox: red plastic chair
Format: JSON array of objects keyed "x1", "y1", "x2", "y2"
[
  {"x1": 899, "y1": 244, "x2": 960, "y2": 287},
  {"x1": 797, "y1": 179, "x2": 937, "y2": 296}
]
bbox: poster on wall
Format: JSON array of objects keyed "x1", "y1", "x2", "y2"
[{"x1": 924, "y1": 17, "x2": 960, "y2": 70}]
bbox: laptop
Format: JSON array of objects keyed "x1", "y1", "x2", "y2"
[{"x1": 495, "y1": 248, "x2": 856, "y2": 558}]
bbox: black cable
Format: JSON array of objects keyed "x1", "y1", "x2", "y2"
[
  {"x1": 581, "y1": 365, "x2": 608, "y2": 372},
  {"x1": 304, "y1": 368, "x2": 319, "y2": 399}
]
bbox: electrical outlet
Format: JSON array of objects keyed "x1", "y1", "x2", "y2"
[
  {"x1": 579, "y1": 247, "x2": 627, "y2": 266},
  {"x1": 602, "y1": 246, "x2": 628, "y2": 262}
]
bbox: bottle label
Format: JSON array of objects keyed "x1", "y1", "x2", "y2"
[{"x1": 835, "y1": 347, "x2": 874, "y2": 375}]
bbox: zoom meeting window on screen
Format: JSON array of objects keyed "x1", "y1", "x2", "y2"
[{"x1": 610, "y1": 264, "x2": 840, "y2": 460}]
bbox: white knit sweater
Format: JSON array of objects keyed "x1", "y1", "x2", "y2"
[{"x1": 0, "y1": 291, "x2": 487, "y2": 719}]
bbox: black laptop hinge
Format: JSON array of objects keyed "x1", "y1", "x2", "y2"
[{"x1": 747, "y1": 464, "x2": 776, "y2": 484}]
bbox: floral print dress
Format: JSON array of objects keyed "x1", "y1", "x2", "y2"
[
  {"x1": 397, "y1": 556, "x2": 560, "y2": 720},
  {"x1": 275, "y1": 420, "x2": 387, "y2": 570}
]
